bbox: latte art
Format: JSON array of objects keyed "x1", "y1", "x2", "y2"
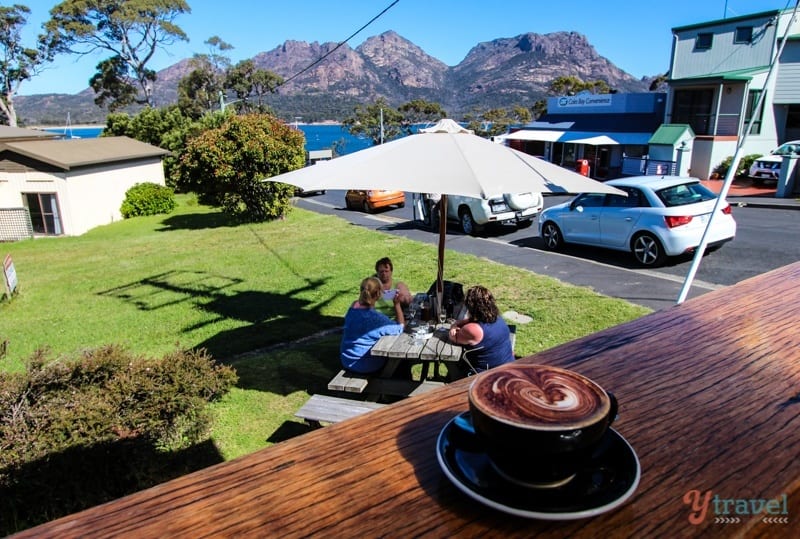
[{"x1": 471, "y1": 365, "x2": 609, "y2": 429}]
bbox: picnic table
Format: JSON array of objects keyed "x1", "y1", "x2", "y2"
[
  {"x1": 16, "y1": 261, "x2": 800, "y2": 538},
  {"x1": 373, "y1": 323, "x2": 462, "y2": 375}
]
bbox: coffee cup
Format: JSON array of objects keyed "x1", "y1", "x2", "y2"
[{"x1": 467, "y1": 363, "x2": 617, "y2": 488}]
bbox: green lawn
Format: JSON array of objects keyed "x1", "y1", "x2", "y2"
[{"x1": 0, "y1": 195, "x2": 650, "y2": 459}]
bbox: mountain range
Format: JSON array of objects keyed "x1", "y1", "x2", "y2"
[{"x1": 15, "y1": 30, "x2": 655, "y2": 125}]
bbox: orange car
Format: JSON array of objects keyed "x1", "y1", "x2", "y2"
[{"x1": 345, "y1": 190, "x2": 406, "y2": 213}]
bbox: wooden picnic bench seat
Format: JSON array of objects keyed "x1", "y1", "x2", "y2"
[
  {"x1": 295, "y1": 394, "x2": 386, "y2": 427},
  {"x1": 327, "y1": 369, "x2": 444, "y2": 398}
]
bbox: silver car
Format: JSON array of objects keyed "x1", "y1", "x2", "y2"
[{"x1": 537, "y1": 176, "x2": 736, "y2": 267}]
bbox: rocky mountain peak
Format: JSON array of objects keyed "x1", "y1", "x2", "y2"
[{"x1": 15, "y1": 30, "x2": 653, "y2": 125}]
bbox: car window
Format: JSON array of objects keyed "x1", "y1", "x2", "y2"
[
  {"x1": 656, "y1": 182, "x2": 716, "y2": 207},
  {"x1": 574, "y1": 193, "x2": 606, "y2": 207},
  {"x1": 775, "y1": 143, "x2": 799, "y2": 156},
  {"x1": 605, "y1": 187, "x2": 644, "y2": 208}
]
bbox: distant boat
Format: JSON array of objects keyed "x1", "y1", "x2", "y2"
[{"x1": 64, "y1": 112, "x2": 80, "y2": 139}]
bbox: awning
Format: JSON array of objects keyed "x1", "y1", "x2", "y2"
[
  {"x1": 497, "y1": 130, "x2": 653, "y2": 146},
  {"x1": 558, "y1": 131, "x2": 652, "y2": 145},
  {"x1": 495, "y1": 130, "x2": 566, "y2": 142},
  {"x1": 562, "y1": 135, "x2": 619, "y2": 145}
]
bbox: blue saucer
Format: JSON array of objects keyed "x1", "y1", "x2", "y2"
[{"x1": 436, "y1": 412, "x2": 640, "y2": 520}]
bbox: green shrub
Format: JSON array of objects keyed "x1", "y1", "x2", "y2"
[
  {"x1": 712, "y1": 154, "x2": 762, "y2": 178},
  {"x1": 0, "y1": 345, "x2": 237, "y2": 534},
  {"x1": 120, "y1": 182, "x2": 177, "y2": 218}
]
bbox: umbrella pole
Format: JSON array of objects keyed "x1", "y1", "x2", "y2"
[{"x1": 436, "y1": 195, "x2": 447, "y2": 318}]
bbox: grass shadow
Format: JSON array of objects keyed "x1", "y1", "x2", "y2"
[{"x1": 157, "y1": 210, "x2": 240, "y2": 231}]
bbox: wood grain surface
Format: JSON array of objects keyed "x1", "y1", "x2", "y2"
[{"x1": 14, "y1": 262, "x2": 800, "y2": 538}]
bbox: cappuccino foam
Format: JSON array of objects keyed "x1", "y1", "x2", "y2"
[{"x1": 469, "y1": 364, "x2": 609, "y2": 429}]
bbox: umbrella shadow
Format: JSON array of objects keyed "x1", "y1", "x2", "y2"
[{"x1": 97, "y1": 270, "x2": 347, "y2": 395}]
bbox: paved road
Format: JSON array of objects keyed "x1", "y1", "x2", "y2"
[
  {"x1": 296, "y1": 187, "x2": 800, "y2": 311},
  {"x1": 295, "y1": 194, "x2": 726, "y2": 311}
]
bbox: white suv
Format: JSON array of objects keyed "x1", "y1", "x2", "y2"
[
  {"x1": 748, "y1": 140, "x2": 800, "y2": 183},
  {"x1": 446, "y1": 192, "x2": 544, "y2": 235}
]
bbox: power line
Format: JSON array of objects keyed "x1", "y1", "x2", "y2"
[{"x1": 277, "y1": 0, "x2": 400, "y2": 88}]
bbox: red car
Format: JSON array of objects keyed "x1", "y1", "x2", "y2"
[{"x1": 345, "y1": 190, "x2": 406, "y2": 213}]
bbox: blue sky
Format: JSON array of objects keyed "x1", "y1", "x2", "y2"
[{"x1": 17, "y1": 0, "x2": 790, "y2": 96}]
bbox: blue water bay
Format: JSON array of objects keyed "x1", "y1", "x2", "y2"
[{"x1": 46, "y1": 123, "x2": 372, "y2": 156}]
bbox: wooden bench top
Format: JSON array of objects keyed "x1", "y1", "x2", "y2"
[
  {"x1": 17, "y1": 261, "x2": 800, "y2": 538},
  {"x1": 370, "y1": 326, "x2": 462, "y2": 362},
  {"x1": 295, "y1": 394, "x2": 386, "y2": 425}
]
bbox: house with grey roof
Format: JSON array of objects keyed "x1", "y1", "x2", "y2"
[{"x1": 1, "y1": 126, "x2": 169, "y2": 239}]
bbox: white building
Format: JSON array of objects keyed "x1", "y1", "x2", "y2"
[{"x1": 1, "y1": 127, "x2": 169, "y2": 239}]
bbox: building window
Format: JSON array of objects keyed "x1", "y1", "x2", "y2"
[
  {"x1": 696, "y1": 33, "x2": 713, "y2": 50},
  {"x1": 786, "y1": 104, "x2": 800, "y2": 129},
  {"x1": 672, "y1": 89, "x2": 714, "y2": 135},
  {"x1": 744, "y1": 90, "x2": 763, "y2": 135},
  {"x1": 23, "y1": 193, "x2": 63, "y2": 235},
  {"x1": 734, "y1": 26, "x2": 753, "y2": 43}
]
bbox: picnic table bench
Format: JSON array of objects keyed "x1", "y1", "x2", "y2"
[
  {"x1": 20, "y1": 262, "x2": 800, "y2": 537},
  {"x1": 294, "y1": 394, "x2": 386, "y2": 426}
]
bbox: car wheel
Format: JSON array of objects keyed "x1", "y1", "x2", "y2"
[
  {"x1": 363, "y1": 200, "x2": 373, "y2": 213},
  {"x1": 541, "y1": 221, "x2": 563, "y2": 250},
  {"x1": 459, "y1": 208, "x2": 477, "y2": 235},
  {"x1": 398, "y1": 202, "x2": 405, "y2": 208},
  {"x1": 632, "y1": 232, "x2": 666, "y2": 267},
  {"x1": 517, "y1": 219, "x2": 533, "y2": 229}
]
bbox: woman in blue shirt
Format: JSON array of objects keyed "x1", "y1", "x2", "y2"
[
  {"x1": 340, "y1": 276, "x2": 405, "y2": 374},
  {"x1": 448, "y1": 285, "x2": 514, "y2": 374}
]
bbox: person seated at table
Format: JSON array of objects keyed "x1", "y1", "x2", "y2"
[
  {"x1": 448, "y1": 285, "x2": 514, "y2": 376},
  {"x1": 374, "y1": 256, "x2": 413, "y2": 317},
  {"x1": 340, "y1": 276, "x2": 406, "y2": 374}
]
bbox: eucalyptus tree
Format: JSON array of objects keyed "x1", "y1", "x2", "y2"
[
  {"x1": 342, "y1": 97, "x2": 403, "y2": 146},
  {"x1": 178, "y1": 36, "x2": 234, "y2": 119},
  {"x1": 43, "y1": 0, "x2": 190, "y2": 111},
  {"x1": 0, "y1": 4, "x2": 55, "y2": 126},
  {"x1": 397, "y1": 99, "x2": 446, "y2": 132},
  {"x1": 464, "y1": 106, "x2": 531, "y2": 138},
  {"x1": 222, "y1": 59, "x2": 283, "y2": 114}
]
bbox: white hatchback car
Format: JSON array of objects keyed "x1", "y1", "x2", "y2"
[
  {"x1": 446, "y1": 192, "x2": 543, "y2": 235},
  {"x1": 537, "y1": 176, "x2": 736, "y2": 267}
]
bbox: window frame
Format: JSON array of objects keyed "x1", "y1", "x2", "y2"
[
  {"x1": 744, "y1": 89, "x2": 764, "y2": 135},
  {"x1": 734, "y1": 26, "x2": 753, "y2": 44},
  {"x1": 23, "y1": 192, "x2": 63, "y2": 236},
  {"x1": 695, "y1": 33, "x2": 713, "y2": 50}
]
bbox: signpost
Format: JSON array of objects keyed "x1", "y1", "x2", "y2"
[{"x1": 3, "y1": 254, "x2": 17, "y2": 299}]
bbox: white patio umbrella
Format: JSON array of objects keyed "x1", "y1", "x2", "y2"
[{"x1": 269, "y1": 119, "x2": 624, "y2": 311}]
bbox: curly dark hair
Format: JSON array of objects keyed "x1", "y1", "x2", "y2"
[
  {"x1": 464, "y1": 285, "x2": 499, "y2": 323},
  {"x1": 375, "y1": 257, "x2": 393, "y2": 272}
]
